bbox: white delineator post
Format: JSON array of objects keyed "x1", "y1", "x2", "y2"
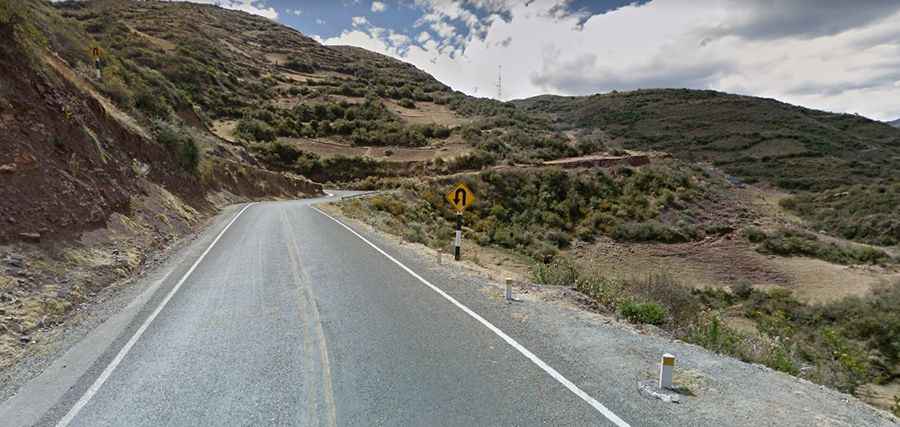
[
  {"x1": 505, "y1": 277, "x2": 513, "y2": 301},
  {"x1": 454, "y1": 212, "x2": 462, "y2": 261},
  {"x1": 659, "y1": 353, "x2": 675, "y2": 389}
]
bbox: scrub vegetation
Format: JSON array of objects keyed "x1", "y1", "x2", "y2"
[
  {"x1": 338, "y1": 160, "x2": 735, "y2": 259},
  {"x1": 779, "y1": 184, "x2": 900, "y2": 247},
  {"x1": 537, "y1": 260, "x2": 900, "y2": 397},
  {"x1": 742, "y1": 227, "x2": 894, "y2": 265},
  {"x1": 513, "y1": 90, "x2": 900, "y2": 246}
]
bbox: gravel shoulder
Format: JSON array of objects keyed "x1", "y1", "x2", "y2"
[
  {"x1": 0, "y1": 204, "x2": 245, "y2": 425},
  {"x1": 323, "y1": 204, "x2": 899, "y2": 426}
]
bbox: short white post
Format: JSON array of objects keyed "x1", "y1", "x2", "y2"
[
  {"x1": 454, "y1": 213, "x2": 462, "y2": 261},
  {"x1": 659, "y1": 353, "x2": 675, "y2": 389},
  {"x1": 505, "y1": 277, "x2": 513, "y2": 301}
]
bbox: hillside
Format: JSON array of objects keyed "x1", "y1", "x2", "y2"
[
  {"x1": 512, "y1": 91, "x2": 900, "y2": 245},
  {"x1": 890, "y1": 119, "x2": 900, "y2": 128},
  {"x1": 512, "y1": 91, "x2": 900, "y2": 191},
  {"x1": 2, "y1": 0, "x2": 899, "y2": 416}
]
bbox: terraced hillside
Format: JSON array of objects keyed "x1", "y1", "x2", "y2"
[
  {"x1": 512, "y1": 91, "x2": 900, "y2": 245},
  {"x1": 513, "y1": 91, "x2": 900, "y2": 191}
]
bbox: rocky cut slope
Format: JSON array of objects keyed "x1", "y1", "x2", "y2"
[{"x1": 0, "y1": 0, "x2": 322, "y2": 244}]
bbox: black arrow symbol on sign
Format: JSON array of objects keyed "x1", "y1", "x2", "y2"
[{"x1": 453, "y1": 188, "x2": 467, "y2": 206}]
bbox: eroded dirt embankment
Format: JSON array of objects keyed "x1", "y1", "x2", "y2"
[{"x1": 0, "y1": 28, "x2": 322, "y2": 372}]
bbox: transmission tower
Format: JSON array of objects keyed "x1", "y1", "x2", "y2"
[{"x1": 496, "y1": 65, "x2": 502, "y2": 100}]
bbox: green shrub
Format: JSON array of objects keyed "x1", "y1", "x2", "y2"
[
  {"x1": 134, "y1": 85, "x2": 172, "y2": 119},
  {"x1": 177, "y1": 138, "x2": 199, "y2": 171},
  {"x1": 742, "y1": 226, "x2": 766, "y2": 243},
  {"x1": 152, "y1": 121, "x2": 199, "y2": 171},
  {"x1": 285, "y1": 57, "x2": 315, "y2": 73},
  {"x1": 754, "y1": 228, "x2": 892, "y2": 265},
  {"x1": 612, "y1": 221, "x2": 694, "y2": 243},
  {"x1": 576, "y1": 275, "x2": 626, "y2": 308},
  {"x1": 531, "y1": 256, "x2": 578, "y2": 287},
  {"x1": 780, "y1": 184, "x2": 900, "y2": 246},
  {"x1": 684, "y1": 310, "x2": 743, "y2": 354},
  {"x1": 730, "y1": 280, "x2": 753, "y2": 299},
  {"x1": 619, "y1": 301, "x2": 667, "y2": 325},
  {"x1": 236, "y1": 117, "x2": 276, "y2": 142}
]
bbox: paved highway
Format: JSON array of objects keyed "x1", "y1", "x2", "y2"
[
  {"x1": 3, "y1": 194, "x2": 894, "y2": 426},
  {"x1": 7, "y1": 195, "x2": 626, "y2": 426}
]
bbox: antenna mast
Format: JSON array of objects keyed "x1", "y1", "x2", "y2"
[{"x1": 496, "y1": 65, "x2": 502, "y2": 100}]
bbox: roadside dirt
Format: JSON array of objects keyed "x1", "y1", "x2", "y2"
[{"x1": 2, "y1": 182, "x2": 207, "y2": 372}]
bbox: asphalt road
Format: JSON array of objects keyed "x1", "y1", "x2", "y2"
[
  {"x1": 7, "y1": 194, "x2": 626, "y2": 426},
  {"x1": 4, "y1": 193, "x2": 894, "y2": 426}
]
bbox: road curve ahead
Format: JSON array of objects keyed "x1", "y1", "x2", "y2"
[{"x1": 21, "y1": 195, "x2": 627, "y2": 426}]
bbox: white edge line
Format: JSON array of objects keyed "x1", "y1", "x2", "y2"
[
  {"x1": 311, "y1": 206, "x2": 630, "y2": 427},
  {"x1": 56, "y1": 203, "x2": 255, "y2": 427}
]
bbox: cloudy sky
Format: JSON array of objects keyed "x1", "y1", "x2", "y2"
[{"x1": 188, "y1": 0, "x2": 900, "y2": 121}]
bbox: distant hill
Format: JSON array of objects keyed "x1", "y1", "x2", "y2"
[
  {"x1": 512, "y1": 90, "x2": 900, "y2": 192},
  {"x1": 889, "y1": 118, "x2": 900, "y2": 128}
]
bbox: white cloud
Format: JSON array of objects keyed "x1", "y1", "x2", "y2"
[
  {"x1": 286, "y1": 8, "x2": 302, "y2": 16},
  {"x1": 316, "y1": 18, "x2": 326, "y2": 25},
  {"x1": 324, "y1": 0, "x2": 900, "y2": 120},
  {"x1": 371, "y1": 1, "x2": 386, "y2": 13},
  {"x1": 389, "y1": 32, "x2": 411, "y2": 46},
  {"x1": 429, "y1": 20, "x2": 455, "y2": 38},
  {"x1": 352, "y1": 16, "x2": 369, "y2": 27}
]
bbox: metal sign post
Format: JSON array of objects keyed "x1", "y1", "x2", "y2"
[
  {"x1": 91, "y1": 47, "x2": 102, "y2": 80},
  {"x1": 446, "y1": 182, "x2": 475, "y2": 262}
]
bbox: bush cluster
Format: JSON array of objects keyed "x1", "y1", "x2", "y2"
[
  {"x1": 745, "y1": 227, "x2": 893, "y2": 265},
  {"x1": 535, "y1": 258, "x2": 900, "y2": 395},
  {"x1": 236, "y1": 99, "x2": 451, "y2": 148},
  {"x1": 780, "y1": 184, "x2": 900, "y2": 246},
  {"x1": 152, "y1": 120, "x2": 200, "y2": 171},
  {"x1": 251, "y1": 142, "x2": 391, "y2": 182}
]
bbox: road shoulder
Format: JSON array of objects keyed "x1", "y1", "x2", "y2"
[
  {"x1": 319, "y1": 203, "x2": 899, "y2": 427},
  {"x1": 0, "y1": 204, "x2": 248, "y2": 427}
]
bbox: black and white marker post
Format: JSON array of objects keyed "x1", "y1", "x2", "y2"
[
  {"x1": 446, "y1": 182, "x2": 474, "y2": 262},
  {"x1": 454, "y1": 212, "x2": 462, "y2": 261},
  {"x1": 92, "y1": 47, "x2": 102, "y2": 80}
]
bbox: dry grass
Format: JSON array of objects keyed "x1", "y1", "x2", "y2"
[
  {"x1": 0, "y1": 275, "x2": 14, "y2": 291},
  {"x1": 384, "y1": 100, "x2": 471, "y2": 127}
]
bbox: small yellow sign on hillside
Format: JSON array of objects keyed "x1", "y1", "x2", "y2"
[{"x1": 446, "y1": 182, "x2": 475, "y2": 212}]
